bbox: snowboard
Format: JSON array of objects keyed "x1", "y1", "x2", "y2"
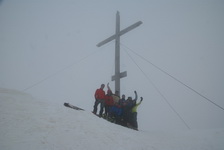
[{"x1": 64, "y1": 103, "x2": 84, "y2": 111}]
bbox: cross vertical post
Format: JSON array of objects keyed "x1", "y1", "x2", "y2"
[
  {"x1": 97, "y1": 11, "x2": 142, "y2": 95},
  {"x1": 115, "y1": 11, "x2": 121, "y2": 94}
]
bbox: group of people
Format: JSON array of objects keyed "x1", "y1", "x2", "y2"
[{"x1": 92, "y1": 83, "x2": 143, "y2": 130}]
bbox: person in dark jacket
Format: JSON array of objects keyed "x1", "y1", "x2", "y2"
[
  {"x1": 123, "y1": 91, "x2": 138, "y2": 127},
  {"x1": 119, "y1": 94, "x2": 126, "y2": 107}
]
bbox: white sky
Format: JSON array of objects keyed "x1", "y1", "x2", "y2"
[{"x1": 1, "y1": 0, "x2": 224, "y2": 131}]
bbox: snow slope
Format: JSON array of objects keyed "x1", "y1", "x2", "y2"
[{"x1": 0, "y1": 88, "x2": 224, "y2": 150}]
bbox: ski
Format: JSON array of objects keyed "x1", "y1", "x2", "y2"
[{"x1": 64, "y1": 103, "x2": 84, "y2": 111}]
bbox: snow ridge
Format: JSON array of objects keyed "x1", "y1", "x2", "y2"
[{"x1": 0, "y1": 88, "x2": 223, "y2": 150}]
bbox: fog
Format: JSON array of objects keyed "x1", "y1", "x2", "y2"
[{"x1": 1, "y1": 0, "x2": 224, "y2": 131}]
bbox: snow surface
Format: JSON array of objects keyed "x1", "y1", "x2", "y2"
[{"x1": 0, "y1": 88, "x2": 224, "y2": 150}]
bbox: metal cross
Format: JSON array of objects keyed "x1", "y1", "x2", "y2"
[{"x1": 97, "y1": 11, "x2": 142, "y2": 95}]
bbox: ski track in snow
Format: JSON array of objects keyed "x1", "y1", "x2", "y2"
[{"x1": 0, "y1": 88, "x2": 224, "y2": 150}]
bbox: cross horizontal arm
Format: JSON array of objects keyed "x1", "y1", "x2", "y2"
[
  {"x1": 97, "y1": 21, "x2": 143, "y2": 47},
  {"x1": 111, "y1": 71, "x2": 127, "y2": 81},
  {"x1": 97, "y1": 34, "x2": 116, "y2": 47}
]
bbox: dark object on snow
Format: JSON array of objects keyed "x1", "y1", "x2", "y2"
[{"x1": 64, "y1": 103, "x2": 84, "y2": 111}]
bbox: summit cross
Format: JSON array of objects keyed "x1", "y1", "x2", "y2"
[{"x1": 97, "y1": 11, "x2": 142, "y2": 95}]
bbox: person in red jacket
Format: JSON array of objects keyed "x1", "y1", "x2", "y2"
[
  {"x1": 93, "y1": 84, "x2": 106, "y2": 117},
  {"x1": 104, "y1": 89, "x2": 114, "y2": 118}
]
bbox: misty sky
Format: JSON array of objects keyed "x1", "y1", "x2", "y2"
[{"x1": 1, "y1": 0, "x2": 224, "y2": 131}]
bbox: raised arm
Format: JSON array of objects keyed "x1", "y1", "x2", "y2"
[
  {"x1": 107, "y1": 83, "x2": 112, "y2": 93},
  {"x1": 136, "y1": 97, "x2": 143, "y2": 106},
  {"x1": 133, "y1": 90, "x2": 138, "y2": 101}
]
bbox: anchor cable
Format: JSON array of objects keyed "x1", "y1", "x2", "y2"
[
  {"x1": 121, "y1": 43, "x2": 224, "y2": 112},
  {"x1": 123, "y1": 47, "x2": 191, "y2": 129},
  {"x1": 23, "y1": 49, "x2": 104, "y2": 91}
]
